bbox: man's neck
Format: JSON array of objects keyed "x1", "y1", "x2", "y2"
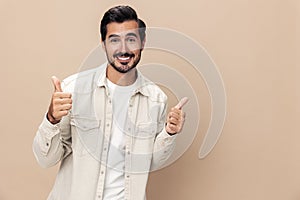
[{"x1": 106, "y1": 65, "x2": 137, "y2": 86}]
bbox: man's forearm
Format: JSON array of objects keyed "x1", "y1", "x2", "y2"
[{"x1": 32, "y1": 114, "x2": 70, "y2": 168}]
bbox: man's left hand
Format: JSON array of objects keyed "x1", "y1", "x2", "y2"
[{"x1": 166, "y1": 97, "x2": 189, "y2": 135}]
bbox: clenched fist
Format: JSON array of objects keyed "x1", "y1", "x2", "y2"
[
  {"x1": 47, "y1": 76, "x2": 72, "y2": 124},
  {"x1": 166, "y1": 97, "x2": 189, "y2": 135}
]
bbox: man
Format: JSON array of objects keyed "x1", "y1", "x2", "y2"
[{"x1": 33, "y1": 5, "x2": 187, "y2": 200}]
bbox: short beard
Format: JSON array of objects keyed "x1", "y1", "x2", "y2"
[{"x1": 108, "y1": 51, "x2": 142, "y2": 74}]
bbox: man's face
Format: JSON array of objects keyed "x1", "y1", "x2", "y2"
[{"x1": 103, "y1": 20, "x2": 144, "y2": 73}]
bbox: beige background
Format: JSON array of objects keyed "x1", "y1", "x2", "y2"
[{"x1": 0, "y1": 0, "x2": 299, "y2": 199}]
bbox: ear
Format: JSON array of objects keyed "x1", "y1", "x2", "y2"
[
  {"x1": 140, "y1": 36, "x2": 146, "y2": 51},
  {"x1": 101, "y1": 40, "x2": 105, "y2": 50}
]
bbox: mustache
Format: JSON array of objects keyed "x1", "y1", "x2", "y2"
[{"x1": 113, "y1": 52, "x2": 134, "y2": 58}]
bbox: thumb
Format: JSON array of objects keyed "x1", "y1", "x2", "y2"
[
  {"x1": 175, "y1": 97, "x2": 189, "y2": 109},
  {"x1": 51, "y1": 76, "x2": 62, "y2": 92}
]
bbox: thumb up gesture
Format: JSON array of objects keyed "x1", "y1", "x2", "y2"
[
  {"x1": 47, "y1": 76, "x2": 72, "y2": 124},
  {"x1": 165, "y1": 97, "x2": 189, "y2": 135}
]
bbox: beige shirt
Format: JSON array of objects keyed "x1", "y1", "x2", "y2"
[{"x1": 33, "y1": 63, "x2": 177, "y2": 200}]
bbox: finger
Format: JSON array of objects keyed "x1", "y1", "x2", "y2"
[
  {"x1": 51, "y1": 76, "x2": 63, "y2": 92},
  {"x1": 171, "y1": 109, "x2": 185, "y2": 121},
  {"x1": 167, "y1": 123, "x2": 179, "y2": 133},
  {"x1": 53, "y1": 97, "x2": 72, "y2": 105},
  {"x1": 171, "y1": 107, "x2": 181, "y2": 115},
  {"x1": 53, "y1": 110, "x2": 69, "y2": 119},
  {"x1": 169, "y1": 114, "x2": 185, "y2": 126},
  {"x1": 53, "y1": 92, "x2": 72, "y2": 98},
  {"x1": 175, "y1": 97, "x2": 189, "y2": 110},
  {"x1": 57, "y1": 104, "x2": 72, "y2": 111},
  {"x1": 168, "y1": 117, "x2": 179, "y2": 125},
  {"x1": 168, "y1": 111, "x2": 180, "y2": 121}
]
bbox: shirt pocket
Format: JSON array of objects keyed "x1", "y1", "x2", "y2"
[
  {"x1": 136, "y1": 122, "x2": 158, "y2": 139},
  {"x1": 70, "y1": 116, "x2": 101, "y2": 157}
]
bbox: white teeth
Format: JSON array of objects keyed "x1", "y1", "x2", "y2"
[{"x1": 118, "y1": 56, "x2": 130, "y2": 61}]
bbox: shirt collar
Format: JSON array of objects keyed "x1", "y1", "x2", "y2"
[
  {"x1": 95, "y1": 62, "x2": 108, "y2": 88},
  {"x1": 96, "y1": 63, "x2": 152, "y2": 97}
]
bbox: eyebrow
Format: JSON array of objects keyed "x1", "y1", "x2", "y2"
[
  {"x1": 126, "y1": 33, "x2": 138, "y2": 38},
  {"x1": 108, "y1": 34, "x2": 120, "y2": 39},
  {"x1": 108, "y1": 32, "x2": 138, "y2": 39}
]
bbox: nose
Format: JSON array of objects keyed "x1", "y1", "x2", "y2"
[{"x1": 120, "y1": 39, "x2": 129, "y2": 53}]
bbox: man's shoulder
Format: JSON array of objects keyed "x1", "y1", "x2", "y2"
[
  {"x1": 138, "y1": 72, "x2": 167, "y2": 103},
  {"x1": 61, "y1": 64, "x2": 106, "y2": 93}
]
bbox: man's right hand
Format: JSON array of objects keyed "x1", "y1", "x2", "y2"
[{"x1": 47, "y1": 76, "x2": 72, "y2": 124}]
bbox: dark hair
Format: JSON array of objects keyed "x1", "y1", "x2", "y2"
[{"x1": 100, "y1": 5, "x2": 146, "y2": 42}]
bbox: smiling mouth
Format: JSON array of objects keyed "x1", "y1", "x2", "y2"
[
  {"x1": 114, "y1": 53, "x2": 134, "y2": 65},
  {"x1": 117, "y1": 56, "x2": 131, "y2": 62}
]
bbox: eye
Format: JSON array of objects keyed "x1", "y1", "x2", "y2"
[
  {"x1": 110, "y1": 38, "x2": 120, "y2": 43},
  {"x1": 127, "y1": 37, "x2": 137, "y2": 43}
]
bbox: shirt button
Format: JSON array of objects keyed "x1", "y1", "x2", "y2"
[
  {"x1": 129, "y1": 104, "x2": 133, "y2": 107},
  {"x1": 98, "y1": 195, "x2": 101, "y2": 199},
  {"x1": 127, "y1": 127, "x2": 131, "y2": 131},
  {"x1": 127, "y1": 151, "x2": 130, "y2": 155},
  {"x1": 126, "y1": 175, "x2": 130, "y2": 178},
  {"x1": 106, "y1": 123, "x2": 110, "y2": 127},
  {"x1": 109, "y1": 100, "x2": 112, "y2": 104},
  {"x1": 46, "y1": 142, "x2": 49, "y2": 146},
  {"x1": 101, "y1": 171, "x2": 104, "y2": 174}
]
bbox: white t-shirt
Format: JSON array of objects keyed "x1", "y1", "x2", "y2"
[{"x1": 103, "y1": 78, "x2": 137, "y2": 200}]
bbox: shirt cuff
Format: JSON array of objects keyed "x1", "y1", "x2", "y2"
[
  {"x1": 160, "y1": 126, "x2": 177, "y2": 143},
  {"x1": 40, "y1": 114, "x2": 61, "y2": 139}
]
